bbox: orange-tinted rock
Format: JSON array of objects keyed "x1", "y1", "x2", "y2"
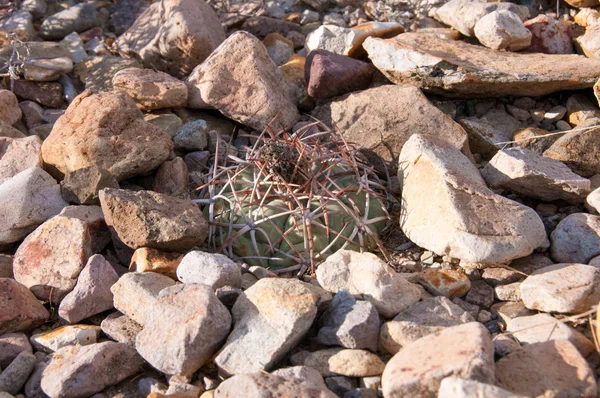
[
  {"x1": 129, "y1": 247, "x2": 183, "y2": 279},
  {"x1": 420, "y1": 269, "x2": 471, "y2": 298}
]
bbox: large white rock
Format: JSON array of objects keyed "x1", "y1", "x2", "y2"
[
  {"x1": 481, "y1": 146, "x2": 590, "y2": 203},
  {"x1": 398, "y1": 134, "x2": 548, "y2": 265},
  {"x1": 474, "y1": 10, "x2": 532, "y2": 51}
]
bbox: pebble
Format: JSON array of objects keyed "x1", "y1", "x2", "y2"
[
  {"x1": 420, "y1": 268, "x2": 471, "y2": 298},
  {"x1": 296, "y1": 348, "x2": 385, "y2": 377}
]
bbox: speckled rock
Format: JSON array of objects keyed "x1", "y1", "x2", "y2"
[{"x1": 0, "y1": 279, "x2": 48, "y2": 334}]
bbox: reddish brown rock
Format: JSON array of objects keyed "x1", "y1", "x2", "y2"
[
  {"x1": 420, "y1": 269, "x2": 471, "y2": 299},
  {"x1": 12, "y1": 80, "x2": 64, "y2": 108},
  {"x1": 152, "y1": 157, "x2": 189, "y2": 199},
  {"x1": 0, "y1": 90, "x2": 22, "y2": 125},
  {"x1": 524, "y1": 15, "x2": 573, "y2": 54},
  {"x1": 0, "y1": 278, "x2": 49, "y2": 335}
]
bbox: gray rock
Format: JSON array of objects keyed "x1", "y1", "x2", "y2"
[
  {"x1": 60, "y1": 166, "x2": 119, "y2": 205},
  {"x1": 176, "y1": 251, "x2": 241, "y2": 290},
  {"x1": 39, "y1": 3, "x2": 98, "y2": 40},
  {"x1": 0, "y1": 351, "x2": 37, "y2": 394},
  {"x1": 0, "y1": 279, "x2": 49, "y2": 335},
  {"x1": 173, "y1": 120, "x2": 209, "y2": 151},
  {"x1": 100, "y1": 311, "x2": 143, "y2": 346},
  {"x1": 0, "y1": 332, "x2": 31, "y2": 369},
  {"x1": 325, "y1": 376, "x2": 357, "y2": 397},
  {"x1": 465, "y1": 281, "x2": 494, "y2": 309},
  {"x1": 24, "y1": 359, "x2": 48, "y2": 398},
  {"x1": 316, "y1": 290, "x2": 380, "y2": 351},
  {"x1": 550, "y1": 213, "x2": 600, "y2": 264}
]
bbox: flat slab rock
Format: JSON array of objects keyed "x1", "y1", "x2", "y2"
[{"x1": 363, "y1": 33, "x2": 600, "y2": 97}]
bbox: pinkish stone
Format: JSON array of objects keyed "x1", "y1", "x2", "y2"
[{"x1": 524, "y1": 15, "x2": 573, "y2": 54}]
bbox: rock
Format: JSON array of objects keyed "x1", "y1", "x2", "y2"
[
  {"x1": 567, "y1": 94, "x2": 600, "y2": 126},
  {"x1": 311, "y1": 85, "x2": 469, "y2": 173},
  {"x1": 566, "y1": 0, "x2": 600, "y2": 6},
  {"x1": 550, "y1": 213, "x2": 600, "y2": 263},
  {"x1": 316, "y1": 290, "x2": 379, "y2": 351},
  {"x1": 12, "y1": 80, "x2": 63, "y2": 108},
  {"x1": 381, "y1": 322, "x2": 495, "y2": 397},
  {"x1": 58, "y1": 254, "x2": 119, "y2": 324},
  {"x1": 575, "y1": 8, "x2": 600, "y2": 27},
  {"x1": 39, "y1": 3, "x2": 97, "y2": 40},
  {"x1": 100, "y1": 311, "x2": 143, "y2": 346},
  {"x1": 136, "y1": 283, "x2": 232, "y2": 376},
  {"x1": 214, "y1": 279, "x2": 319, "y2": 375},
  {"x1": 0, "y1": 90, "x2": 22, "y2": 126},
  {"x1": 114, "y1": 0, "x2": 225, "y2": 79},
  {"x1": 524, "y1": 14, "x2": 573, "y2": 54},
  {"x1": 0, "y1": 136, "x2": 42, "y2": 184},
  {"x1": 305, "y1": 50, "x2": 374, "y2": 99},
  {"x1": 42, "y1": 90, "x2": 172, "y2": 181},
  {"x1": 576, "y1": 23, "x2": 600, "y2": 59},
  {"x1": 495, "y1": 341, "x2": 597, "y2": 397},
  {"x1": 111, "y1": 272, "x2": 176, "y2": 325},
  {"x1": 280, "y1": 55, "x2": 312, "y2": 110},
  {"x1": 172, "y1": 117, "x2": 233, "y2": 152},
  {"x1": 399, "y1": 134, "x2": 548, "y2": 265},
  {"x1": 474, "y1": 10, "x2": 532, "y2": 51},
  {"x1": 145, "y1": 112, "x2": 183, "y2": 138},
  {"x1": 481, "y1": 147, "x2": 590, "y2": 203},
  {"x1": 0, "y1": 278, "x2": 48, "y2": 334},
  {"x1": 379, "y1": 296, "x2": 474, "y2": 355},
  {"x1": 419, "y1": 268, "x2": 471, "y2": 298},
  {"x1": 586, "y1": 187, "x2": 600, "y2": 213},
  {"x1": 506, "y1": 313, "x2": 595, "y2": 356},
  {"x1": 0, "y1": 351, "x2": 37, "y2": 395},
  {"x1": 271, "y1": 366, "x2": 327, "y2": 388},
  {"x1": 0, "y1": 10, "x2": 35, "y2": 44},
  {"x1": 75, "y1": 56, "x2": 142, "y2": 92},
  {"x1": 315, "y1": 250, "x2": 421, "y2": 318},
  {"x1": 481, "y1": 267, "x2": 522, "y2": 287},
  {"x1": 263, "y1": 33, "x2": 294, "y2": 66},
  {"x1": 494, "y1": 283, "x2": 522, "y2": 302},
  {"x1": 58, "y1": 205, "x2": 111, "y2": 254},
  {"x1": 152, "y1": 157, "x2": 189, "y2": 199},
  {"x1": 13, "y1": 215, "x2": 92, "y2": 302},
  {"x1": 113, "y1": 68, "x2": 188, "y2": 111},
  {"x1": 0, "y1": 332, "x2": 31, "y2": 369},
  {"x1": 520, "y1": 263, "x2": 600, "y2": 313},
  {"x1": 100, "y1": 188, "x2": 208, "y2": 251},
  {"x1": 543, "y1": 126, "x2": 600, "y2": 177},
  {"x1": 297, "y1": 348, "x2": 385, "y2": 377},
  {"x1": 215, "y1": 373, "x2": 337, "y2": 398},
  {"x1": 129, "y1": 247, "x2": 183, "y2": 279},
  {"x1": 176, "y1": 251, "x2": 241, "y2": 289},
  {"x1": 30, "y1": 325, "x2": 101, "y2": 352},
  {"x1": 512, "y1": 127, "x2": 556, "y2": 154},
  {"x1": 438, "y1": 377, "x2": 527, "y2": 398},
  {"x1": 0, "y1": 120, "x2": 25, "y2": 139},
  {"x1": 458, "y1": 108, "x2": 524, "y2": 157},
  {"x1": 40, "y1": 342, "x2": 144, "y2": 398},
  {"x1": 434, "y1": 0, "x2": 529, "y2": 37},
  {"x1": 305, "y1": 22, "x2": 404, "y2": 56},
  {"x1": 186, "y1": 31, "x2": 299, "y2": 132},
  {"x1": 363, "y1": 33, "x2": 600, "y2": 97},
  {"x1": 60, "y1": 166, "x2": 120, "y2": 205},
  {"x1": 241, "y1": 17, "x2": 301, "y2": 40}
]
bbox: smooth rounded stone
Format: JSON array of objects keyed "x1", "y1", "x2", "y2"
[
  {"x1": 382, "y1": 322, "x2": 494, "y2": 398},
  {"x1": 543, "y1": 125, "x2": 600, "y2": 177},
  {"x1": 315, "y1": 250, "x2": 421, "y2": 318},
  {"x1": 60, "y1": 166, "x2": 120, "y2": 206},
  {"x1": 111, "y1": 272, "x2": 176, "y2": 326},
  {"x1": 305, "y1": 22, "x2": 404, "y2": 57},
  {"x1": 379, "y1": 296, "x2": 474, "y2": 355},
  {"x1": 524, "y1": 14, "x2": 573, "y2": 54},
  {"x1": 186, "y1": 31, "x2": 299, "y2": 132},
  {"x1": 482, "y1": 146, "x2": 590, "y2": 204},
  {"x1": 42, "y1": 90, "x2": 172, "y2": 181},
  {"x1": 0, "y1": 351, "x2": 37, "y2": 395},
  {"x1": 39, "y1": 3, "x2": 97, "y2": 40},
  {"x1": 113, "y1": 68, "x2": 188, "y2": 111},
  {"x1": 0, "y1": 279, "x2": 48, "y2": 335},
  {"x1": 30, "y1": 325, "x2": 101, "y2": 353},
  {"x1": 144, "y1": 112, "x2": 183, "y2": 138},
  {"x1": 419, "y1": 268, "x2": 471, "y2": 298},
  {"x1": 496, "y1": 341, "x2": 596, "y2": 397},
  {"x1": 100, "y1": 311, "x2": 143, "y2": 346},
  {"x1": 0, "y1": 136, "x2": 42, "y2": 184},
  {"x1": 152, "y1": 157, "x2": 189, "y2": 199},
  {"x1": 494, "y1": 282, "x2": 521, "y2": 302},
  {"x1": 136, "y1": 283, "x2": 232, "y2": 376},
  {"x1": 176, "y1": 251, "x2": 241, "y2": 290},
  {"x1": 316, "y1": 290, "x2": 379, "y2": 351},
  {"x1": 521, "y1": 263, "x2": 600, "y2": 313},
  {"x1": 214, "y1": 373, "x2": 337, "y2": 398},
  {"x1": 41, "y1": 341, "x2": 144, "y2": 398},
  {"x1": 506, "y1": 313, "x2": 595, "y2": 356},
  {"x1": 296, "y1": 348, "x2": 385, "y2": 377},
  {"x1": 129, "y1": 247, "x2": 183, "y2": 279},
  {"x1": 438, "y1": 376, "x2": 527, "y2": 398},
  {"x1": 58, "y1": 254, "x2": 119, "y2": 324},
  {"x1": 545, "y1": 105, "x2": 568, "y2": 122},
  {"x1": 312, "y1": 85, "x2": 468, "y2": 174},
  {"x1": 271, "y1": 366, "x2": 327, "y2": 389},
  {"x1": 0, "y1": 332, "x2": 32, "y2": 369},
  {"x1": 550, "y1": 213, "x2": 600, "y2": 264},
  {"x1": 586, "y1": 187, "x2": 600, "y2": 213},
  {"x1": 0, "y1": 90, "x2": 22, "y2": 126},
  {"x1": 99, "y1": 188, "x2": 208, "y2": 251},
  {"x1": 114, "y1": 0, "x2": 225, "y2": 79},
  {"x1": 304, "y1": 50, "x2": 374, "y2": 99},
  {"x1": 215, "y1": 279, "x2": 319, "y2": 375},
  {"x1": 399, "y1": 134, "x2": 548, "y2": 265},
  {"x1": 464, "y1": 281, "x2": 494, "y2": 309},
  {"x1": 173, "y1": 120, "x2": 209, "y2": 151},
  {"x1": 263, "y1": 33, "x2": 294, "y2": 66},
  {"x1": 474, "y1": 10, "x2": 532, "y2": 51}
]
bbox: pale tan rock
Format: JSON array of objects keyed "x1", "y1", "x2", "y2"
[
  {"x1": 114, "y1": 0, "x2": 225, "y2": 79},
  {"x1": 112, "y1": 68, "x2": 188, "y2": 110},
  {"x1": 382, "y1": 322, "x2": 495, "y2": 398},
  {"x1": 298, "y1": 348, "x2": 385, "y2": 377},
  {"x1": 30, "y1": 325, "x2": 101, "y2": 352},
  {"x1": 474, "y1": 10, "x2": 532, "y2": 51},
  {"x1": 186, "y1": 31, "x2": 299, "y2": 132},
  {"x1": 311, "y1": 85, "x2": 469, "y2": 173},
  {"x1": 41, "y1": 90, "x2": 172, "y2": 181},
  {"x1": 100, "y1": 311, "x2": 142, "y2": 346},
  {"x1": 567, "y1": 0, "x2": 599, "y2": 6},
  {"x1": 129, "y1": 248, "x2": 183, "y2": 279},
  {"x1": 0, "y1": 136, "x2": 42, "y2": 184},
  {"x1": 495, "y1": 341, "x2": 597, "y2": 397},
  {"x1": 215, "y1": 373, "x2": 337, "y2": 398},
  {"x1": 576, "y1": 23, "x2": 600, "y2": 59},
  {"x1": 398, "y1": 134, "x2": 548, "y2": 265},
  {"x1": 544, "y1": 126, "x2": 600, "y2": 177},
  {"x1": 0, "y1": 90, "x2": 22, "y2": 125},
  {"x1": 364, "y1": 33, "x2": 600, "y2": 97},
  {"x1": 575, "y1": 8, "x2": 600, "y2": 27}
]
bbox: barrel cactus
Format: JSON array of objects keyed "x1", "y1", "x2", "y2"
[{"x1": 197, "y1": 123, "x2": 391, "y2": 274}]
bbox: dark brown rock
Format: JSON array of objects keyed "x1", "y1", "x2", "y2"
[
  {"x1": 61, "y1": 166, "x2": 120, "y2": 205},
  {"x1": 13, "y1": 80, "x2": 64, "y2": 108},
  {"x1": 152, "y1": 157, "x2": 189, "y2": 199}
]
